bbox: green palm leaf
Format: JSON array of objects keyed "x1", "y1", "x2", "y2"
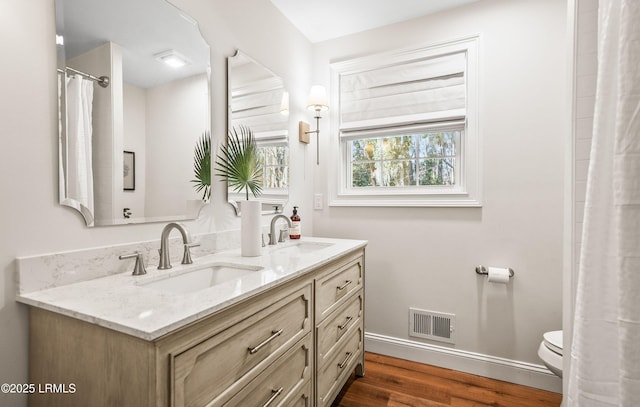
[
  {"x1": 215, "y1": 126, "x2": 263, "y2": 200},
  {"x1": 191, "y1": 131, "x2": 211, "y2": 200}
]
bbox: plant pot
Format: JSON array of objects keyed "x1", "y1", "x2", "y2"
[{"x1": 240, "y1": 200, "x2": 262, "y2": 257}]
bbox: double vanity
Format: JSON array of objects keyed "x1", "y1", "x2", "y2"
[
  {"x1": 47, "y1": 0, "x2": 367, "y2": 403},
  {"x1": 17, "y1": 236, "x2": 366, "y2": 407}
]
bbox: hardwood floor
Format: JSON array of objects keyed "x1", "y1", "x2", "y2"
[{"x1": 331, "y1": 353, "x2": 562, "y2": 407}]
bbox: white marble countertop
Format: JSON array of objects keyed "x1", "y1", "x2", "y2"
[{"x1": 17, "y1": 237, "x2": 366, "y2": 341}]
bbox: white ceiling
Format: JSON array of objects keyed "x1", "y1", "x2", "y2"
[
  {"x1": 269, "y1": 0, "x2": 481, "y2": 43},
  {"x1": 57, "y1": 0, "x2": 209, "y2": 89}
]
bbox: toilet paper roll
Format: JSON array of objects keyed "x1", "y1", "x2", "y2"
[{"x1": 487, "y1": 267, "x2": 510, "y2": 284}]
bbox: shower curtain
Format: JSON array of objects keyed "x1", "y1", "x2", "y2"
[
  {"x1": 65, "y1": 75, "x2": 95, "y2": 215},
  {"x1": 568, "y1": 1, "x2": 640, "y2": 406}
]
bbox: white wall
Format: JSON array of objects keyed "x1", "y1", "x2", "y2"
[
  {"x1": 144, "y1": 73, "x2": 208, "y2": 218},
  {"x1": 0, "y1": 1, "x2": 313, "y2": 406},
  {"x1": 312, "y1": 0, "x2": 567, "y2": 373},
  {"x1": 122, "y1": 82, "x2": 147, "y2": 219}
]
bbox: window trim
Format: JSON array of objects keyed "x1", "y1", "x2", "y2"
[{"x1": 328, "y1": 35, "x2": 481, "y2": 207}]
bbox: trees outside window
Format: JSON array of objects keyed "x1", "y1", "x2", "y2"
[
  {"x1": 349, "y1": 130, "x2": 460, "y2": 188},
  {"x1": 258, "y1": 145, "x2": 288, "y2": 190}
]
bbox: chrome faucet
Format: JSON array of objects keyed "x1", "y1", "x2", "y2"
[
  {"x1": 158, "y1": 222, "x2": 199, "y2": 269},
  {"x1": 269, "y1": 214, "x2": 292, "y2": 245}
]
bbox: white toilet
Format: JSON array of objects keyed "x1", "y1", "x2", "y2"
[{"x1": 538, "y1": 330, "x2": 563, "y2": 378}]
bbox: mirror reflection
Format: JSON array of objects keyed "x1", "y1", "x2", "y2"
[
  {"x1": 56, "y1": 0, "x2": 210, "y2": 226},
  {"x1": 227, "y1": 51, "x2": 289, "y2": 215}
]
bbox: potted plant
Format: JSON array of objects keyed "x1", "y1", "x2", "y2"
[
  {"x1": 191, "y1": 131, "x2": 211, "y2": 201},
  {"x1": 215, "y1": 126, "x2": 263, "y2": 200},
  {"x1": 215, "y1": 126, "x2": 263, "y2": 256}
]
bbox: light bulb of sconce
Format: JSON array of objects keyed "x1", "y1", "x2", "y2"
[{"x1": 307, "y1": 85, "x2": 329, "y2": 112}]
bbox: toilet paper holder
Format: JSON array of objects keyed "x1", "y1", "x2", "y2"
[{"x1": 475, "y1": 265, "x2": 515, "y2": 278}]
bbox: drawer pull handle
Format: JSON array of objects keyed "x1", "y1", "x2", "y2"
[
  {"x1": 337, "y1": 280, "x2": 352, "y2": 291},
  {"x1": 338, "y1": 316, "x2": 353, "y2": 330},
  {"x1": 262, "y1": 387, "x2": 284, "y2": 407},
  {"x1": 248, "y1": 329, "x2": 283, "y2": 355},
  {"x1": 338, "y1": 352, "x2": 354, "y2": 369}
]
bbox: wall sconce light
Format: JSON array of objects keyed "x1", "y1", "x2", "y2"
[{"x1": 299, "y1": 85, "x2": 329, "y2": 165}]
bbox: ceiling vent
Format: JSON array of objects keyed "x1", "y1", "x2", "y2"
[{"x1": 409, "y1": 308, "x2": 455, "y2": 344}]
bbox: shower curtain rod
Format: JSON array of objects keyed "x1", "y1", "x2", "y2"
[{"x1": 57, "y1": 66, "x2": 110, "y2": 88}]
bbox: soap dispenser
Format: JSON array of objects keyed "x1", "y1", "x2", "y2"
[{"x1": 290, "y1": 206, "x2": 301, "y2": 239}]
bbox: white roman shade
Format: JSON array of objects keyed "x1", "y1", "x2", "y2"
[
  {"x1": 229, "y1": 76, "x2": 288, "y2": 144},
  {"x1": 339, "y1": 51, "x2": 466, "y2": 134},
  {"x1": 339, "y1": 120, "x2": 466, "y2": 142}
]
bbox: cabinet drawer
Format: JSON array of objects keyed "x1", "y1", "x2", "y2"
[
  {"x1": 316, "y1": 257, "x2": 363, "y2": 322},
  {"x1": 317, "y1": 326, "x2": 363, "y2": 407},
  {"x1": 224, "y1": 335, "x2": 312, "y2": 407},
  {"x1": 283, "y1": 380, "x2": 311, "y2": 407},
  {"x1": 172, "y1": 284, "x2": 311, "y2": 407},
  {"x1": 317, "y1": 291, "x2": 363, "y2": 366}
]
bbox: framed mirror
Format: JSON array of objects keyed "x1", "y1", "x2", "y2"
[
  {"x1": 227, "y1": 51, "x2": 289, "y2": 215},
  {"x1": 56, "y1": 0, "x2": 211, "y2": 226}
]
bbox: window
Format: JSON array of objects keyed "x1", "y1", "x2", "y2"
[
  {"x1": 258, "y1": 143, "x2": 289, "y2": 191},
  {"x1": 348, "y1": 125, "x2": 462, "y2": 188},
  {"x1": 329, "y1": 36, "x2": 480, "y2": 207}
]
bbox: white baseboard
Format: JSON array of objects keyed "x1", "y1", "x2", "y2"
[{"x1": 365, "y1": 332, "x2": 563, "y2": 394}]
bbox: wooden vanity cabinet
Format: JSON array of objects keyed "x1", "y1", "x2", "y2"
[
  {"x1": 313, "y1": 252, "x2": 365, "y2": 407},
  {"x1": 28, "y1": 247, "x2": 365, "y2": 407}
]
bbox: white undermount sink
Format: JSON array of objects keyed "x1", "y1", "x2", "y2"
[
  {"x1": 270, "y1": 241, "x2": 334, "y2": 255},
  {"x1": 140, "y1": 263, "x2": 263, "y2": 294}
]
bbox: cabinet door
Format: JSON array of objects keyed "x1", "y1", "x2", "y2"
[
  {"x1": 316, "y1": 257, "x2": 363, "y2": 322},
  {"x1": 224, "y1": 335, "x2": 312, "y2": 407},
  {"x1": 172, "y1": 284, "x2": 311, "y2": 407}
]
